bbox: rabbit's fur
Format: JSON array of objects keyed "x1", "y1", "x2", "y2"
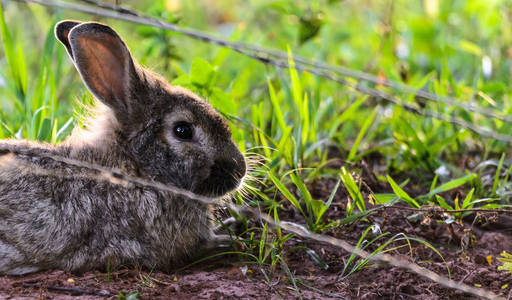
[{"x1": 0, "y1": 21, "x2": 246, "y2": 275}]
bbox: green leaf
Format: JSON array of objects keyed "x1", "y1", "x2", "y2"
[
  {"x1": 55, "y1": 117, "x2": 74, "y2": 141},
  {"x1": 396, "y1": 236, "x2": 451, "y2": 279},
  {"x1": 231, "y1": 70, "x2": 249, "y2": 98},
  {"x1": 462, "y1": 188, "x2": 475, "y2": 209},
  {"x1": 373, "y1": 193, "x2": 397, "y2": 204},
  {"x1": 423, "y1": 174, "x2": 475, "y2": 198},
  {"x1": 298, "y1": 14, "x2": 323, "y2": 44},
  {"x1": 190, "y1": 57, "x2": 215, "y2": 87},
  {"x1": 311, "y1": 199, "x2": 324, "y2": 222},
  {"x1": 290, "y1": 171, "x2": 314, "y2": 225},
  {"x1": 429, "y1": 174, "x2": 438, "y2": 193},
  {"x1": 348, "y1": 107, "x2": 377, "y2": 161},
  {"x1": 301, "y1": 93, "x2": 310, "y2": 145},
  {"x1": 492, "y1": 153, "x2": 505, "y2": 195},
  {"x1": 277, "y1": 255, "x2": 303, "y2": 299},
  {"x1": 287, "y1": 47, "x2": 303, "y2": 109},
  {"x1": 387, "y1": 175, "x2": 420, "y2": 208},
  {"x1": 268, "y1": 79, "x2": 288, "y2": 132},
  {"x1": 498, "y1": 251, "x2": 512, "y2": 273},
  {"x1": 315, "y1": 179, "x2": 341, "y2": 224},
  {"x1": 342, "y1": 225, "x2": 373, "y2": 276},
  {"x1": 37, "y1": 118, "x2": 52, "y2": 142},
  {"x1": 210, "y1": 87, "x2": 236, "y2": 115},
  {"x1": 459, "y1": 40, "x2": 482, "y2": 56},
  {"x1": 268, "y1": 172, "x2": 305, "y2": 216},
  {"x1": 328, "y1": 96, "x2": 366, "y2": 138},
  {"x1": 435, "y1": 195, "x2": 452, "y2": 210},
  {"x1": 259, "y1": 217, "x2": 268, "y2": 263},
  {"x1": 340, "y1": 167, "x2": 366, "y2": 212},
  {"x1": 171, "y1": 74, "x2": 191, "y2": 86}
]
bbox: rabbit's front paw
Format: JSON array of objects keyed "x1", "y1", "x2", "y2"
[
  {"x1": 213, "y1": 217, "x2": 239, "y2": 234},
  {"x1": 204, "y1": 233, "x2": 244, "y2": 252}
]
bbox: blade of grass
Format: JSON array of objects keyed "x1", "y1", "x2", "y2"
[
  {"x1": 492, "y1": 153, "x2": 505, "y2": 195},
  {"x1": 315, "y1": 179, "x2": 341, "y2": 225},
  {"x1": 347, "y1": 107, "x2": 377, "y2": 162},
  {"x1": 290, "y1": 171, "x2": 314, "y2": 227},
  {"x1": 268, "y1": 79, "x2": 288, "y2": 133},
  {"x1": 421, "y1": 173, "x2": 475, "y2": 199},
  {"x1": 277, "y1": 254, "x2": 303, "y2": 300},
  {"x1": 340, "y1": 167, "x2": 366, "y2": 212},
  {"x1": 387, "y1": 175, "x2": 420, "y2": 208},
  {"x1": 268, "y1": 172, "x2": 306, "y2": 217}
]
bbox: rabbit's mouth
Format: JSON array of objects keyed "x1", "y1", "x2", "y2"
[{"x1": 193, "y1": 158, "x2": 246, "y2": 197}]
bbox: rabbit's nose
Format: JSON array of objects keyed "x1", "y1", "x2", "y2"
[{"x1": 211, "y1": 156, "x2": 245, "y2": 181}]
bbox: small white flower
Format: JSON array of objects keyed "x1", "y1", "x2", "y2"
[
  {"x1": 482, "y1": 55, "x2": 492, "y2": 79},
  {"x1": 396, "y1": 41, "x2": 409, "y2": 59},
  {"x1": 435, "y1": 165, "x2": 450, "y2": 181}
]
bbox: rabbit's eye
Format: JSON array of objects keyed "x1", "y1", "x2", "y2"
[{"x1": 173, "y1": 122, "x2": 194, "y2": 140}]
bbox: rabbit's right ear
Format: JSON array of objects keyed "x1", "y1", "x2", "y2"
[
  {"x1": 57, "y1": 22, "x2": 141, "y2": 121},
  {"x1": 55, "y1": 20, "x2": 82, "y2": 59}
]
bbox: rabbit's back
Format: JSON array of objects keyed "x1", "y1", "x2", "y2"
[{"x1": 0, "y1": 141, "x2": 211, "y2": 274}]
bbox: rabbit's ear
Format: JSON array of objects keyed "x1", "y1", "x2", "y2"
[
  {"x1": 55, "y1": 20, "x2": 82, "y2": 59},
  {"x1": 66, "y1": 22, "x2": 139, "y2": 115}
]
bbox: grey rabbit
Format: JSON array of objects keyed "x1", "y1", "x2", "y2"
[{"x1": 0, "y1": 20, "x2": 246, "y2": 275}]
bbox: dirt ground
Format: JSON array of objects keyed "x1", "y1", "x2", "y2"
[{"x1": 1, "y1": 175, "x2": 512, "y2": 299}]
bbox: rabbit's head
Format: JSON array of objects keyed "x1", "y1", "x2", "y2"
[{"x1": 55, "y1": 21, "x2": 246, "y2": 197}]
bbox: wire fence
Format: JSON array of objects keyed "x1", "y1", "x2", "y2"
[{"x1": 1, "y1": 0, "x2": 510, "y2": 299}]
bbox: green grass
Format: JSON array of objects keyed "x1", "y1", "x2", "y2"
[{"x1": 0, "y1": 0, "x2": 511, "y2": 288}]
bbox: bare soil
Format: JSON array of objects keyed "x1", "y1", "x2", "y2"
[{"x1": 1, "y1": 175, "x2": 512, "y2": 299}]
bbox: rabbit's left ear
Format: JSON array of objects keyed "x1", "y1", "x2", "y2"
[
  {"x1": 55, "y1": 20, "x2": 82, "y2": 59},
  {"x1": 60, "y1": 22, "x2": 140, "y2": 117}
]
